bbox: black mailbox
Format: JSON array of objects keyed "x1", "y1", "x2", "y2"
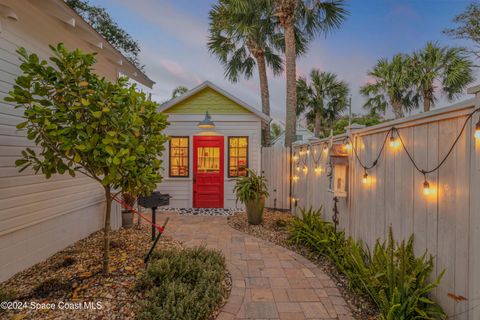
[
  {"x1": 137, "y1": 192, "x2": 170, "y2": 240},
  {"x1": 138, "y1": 192, "x2": 170, "y2": 209}
]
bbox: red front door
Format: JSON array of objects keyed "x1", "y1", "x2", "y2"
[{"x1": 193, "y1": 136, "x2": 224, "y2": 208}]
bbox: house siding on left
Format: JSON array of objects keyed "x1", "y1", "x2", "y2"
[{"x1": 0, "y1": 1, "x2": 122, "y2": 281}]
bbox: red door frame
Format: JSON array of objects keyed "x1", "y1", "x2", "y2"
[{"x1": 193, "y1": 136, "x2": 224, "y2": 208}]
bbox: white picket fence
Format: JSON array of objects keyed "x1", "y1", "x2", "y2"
[{"x1": 261, "y1": 147, "x2": 291, "y2": 210}]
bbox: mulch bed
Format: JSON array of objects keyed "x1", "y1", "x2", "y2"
[
  {"x1": 0, "y1": 225, "x2": 182, "y2": 320},
  {"x1": 227, "y1": 209, "x2": 380, "y2": 320}
]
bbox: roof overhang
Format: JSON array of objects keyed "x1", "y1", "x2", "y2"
[
  {"x1": 27, "y1": 0, "x2": 154, "y2": 88},
  {"x1": 159, "y1": 81, "x2": 271, "y2": 123}
]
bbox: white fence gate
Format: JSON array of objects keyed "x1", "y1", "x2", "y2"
[{"x1": 261, "y1": 147, "x2": 291, "y2": 210}]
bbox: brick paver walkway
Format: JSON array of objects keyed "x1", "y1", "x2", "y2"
[{"x1": 162, "y1": 214, "x2": 354, "y2": 320}]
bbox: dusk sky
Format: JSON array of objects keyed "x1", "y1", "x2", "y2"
[{"x1": 90, "y1": 0, "x2": 476, "y2": 122}]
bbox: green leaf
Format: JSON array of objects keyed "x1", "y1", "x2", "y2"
[
  {"x1": 105, "y1": 145, "x2": 115, "y2": 156},
  {"x1": 81, "y1": 98, "x2": 90, "y2": 106},
  {"x1": 15, "y1": 159, "x2": 28, "y2": 166},
  {"x1": 16, "y1": 121, "x2": 28, "y2": 129},
  {"x1": 92, "y1": 111, "x2": 102, "y2": 118}
]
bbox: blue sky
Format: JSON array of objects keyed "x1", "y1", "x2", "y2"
[{"x1": 89, "y1": 0, "x2": 476, "y2": 121}]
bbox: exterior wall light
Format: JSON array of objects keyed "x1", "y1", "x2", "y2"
[{"x1": 197, "y1": 111, "x2": 215, "y2": 129}]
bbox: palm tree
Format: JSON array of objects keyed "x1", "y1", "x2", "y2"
[
  {"x1": 171, "y1": 86, "x2": 188, "y2": 99},
  {"x1": 208, "y1": 0, "x2": 285, "y2": 146},
  {"x1": 297, "y1": 69, "x2": 349, "y2": 138},
  {"x1": 272, "y1": 0, "x2": 348, "y2": 147},
  {"x1": 411, "y1": 42, "x2": 474, "y2": 112},
  {"x1": 360, "y1": 54, "x2": 416, "y2": 119}
]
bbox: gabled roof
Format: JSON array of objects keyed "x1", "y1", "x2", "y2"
[{"x1": 159, "y1": 81, "x2": 271, "y2": 122}]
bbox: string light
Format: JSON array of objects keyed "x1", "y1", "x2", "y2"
[
  {"x1": 306, "y1": 148, "x2": 310, "y2": 155},
  {"x1": 423, "y1": 179, "x2": 431, "y2": 196},
  {"x1": 296, "y1": 165, "x2": 300, "y2": 172},
  {"x1": 293, "y1": 175, "x2": 299, "y2": 182},
  {"x1": 362, "y1": 171, "x2": 368, "y2": 184},
  {"x1": 302, "y1": 165, "x2": 308, "y2": 174},
  {"x1": 475, "y1": 118, "x2": 480, "y2": 140},
  {"x1": 323, "y1": 145, "x2": 329, "y2": 154},
  {"x1": 315, "y1": 165, "x2": 322, "y2": 175},
  {"x1": 389, "y1": 132, "x2": 400, "y2": 149},
  {"x1": 344, "y1": 138, "x2": 352, "y2": 151}
]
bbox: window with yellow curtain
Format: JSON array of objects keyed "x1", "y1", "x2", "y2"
[
  {"x1": 169, "y1": 137, "x2": 189, "y2": 177},
  {"x1": 228, "y1": 136, "x2": 248, "y2": 177}
]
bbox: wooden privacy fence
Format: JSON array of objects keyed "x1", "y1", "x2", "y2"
[
  {"x1": 263, "y1": 95, "x2": 480, "y2": 320},
  {"x1": 261, "y1": 147, "x2": 290, "y2": 210}
]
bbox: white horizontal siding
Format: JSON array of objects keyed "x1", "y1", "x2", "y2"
[
  {"x1": 0, "y1": 0, "x2": 124, "y2": 281},
  {"x1": 157, "y1": 116, "x2": 262, "y2": 209}
]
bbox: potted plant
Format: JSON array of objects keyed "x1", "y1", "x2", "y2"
[
  {"x1": 233, "y1": 169, "x2": 269, "y2": 225},
  {"x1": 121, "y1": 192, "x2": 135, "y2": 228}
]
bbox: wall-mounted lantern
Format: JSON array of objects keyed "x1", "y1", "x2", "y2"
[{"x1": 197, "y1": 111, "x2": 215, "y2": 129}]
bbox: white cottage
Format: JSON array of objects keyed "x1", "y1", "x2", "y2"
[{"x1": 157, "y1": 81, "x2": 270, "y2": 209}]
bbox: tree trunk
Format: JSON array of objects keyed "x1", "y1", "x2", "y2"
[
  {"x1": 284, "y1": 22, "x2": 297, "y2": 147},
  {"x1": 423, "y1": 90, "x2": 431, "y2": 113},
  {"x1": 391, "y1": 100, "x2": 405, "y2": 119},
  {"x1": 103, "y1": 186, "x2": 112, "y2": 274},
  {"x1": 314, "y1": 110, "x2": 322, "y2": 138},
  {"x1": 256, "y1": 54, "x2": 271, "y2": 146}
]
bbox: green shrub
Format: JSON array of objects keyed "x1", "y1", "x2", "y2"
[
  {"x1": 288, "y1": 207, "x2": 446, "y2": 320},
  {"x1": 288, "y1": 207, "x2": 345, "y2": 260},
  {"x1": 136, "y1": 246, "x2": 227, "y2": 320}
]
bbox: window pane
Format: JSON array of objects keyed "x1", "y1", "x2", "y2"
[
  {"x1": 228, "y1": 137, "x2": 248, "y2": 177},
  {"x1": 170, "y1": 137, "x2": 189, "y2": 177},
  {"x1": 197, "y1": 147, "x2": 220, "y2": 173}
]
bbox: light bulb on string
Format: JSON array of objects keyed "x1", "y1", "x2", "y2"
[
  {"x1": 389, "y1": 131, "x2": 400, "y2": 149},
  {"x1": 423, "y1": 178, "x2": 431, "y2": 196},
  {"x1": 306, "y1": 148, "x2": 310, "y2": 155},
  {"x1": 323, "y1": 145, "x2": 329, "y2": 154},
  {"x1": 296, "y1": 165, "x2": 300, "y2": 172},
  {"x1": 315, "y1": 165, "x2": 322, "y2": 175},
  {"x1": 293, "y1": 175, "x2": 299, "y2": 182},
  {"x1": 302, "y1": 165, "x2": 308, "y2": 174},
  {"x1": 344, "y1": 138, "x2": 352, "y2": 151},
  {"x1": 362, "y1": 171, "x2": 368, "y2": 184},
  {"x1": 293, "y1": 154, "x2": 299, "y2": 161}
]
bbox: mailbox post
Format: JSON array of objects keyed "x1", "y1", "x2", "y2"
[{"x1": 138, "y1": 192, "x2": 170, "y2": 241}]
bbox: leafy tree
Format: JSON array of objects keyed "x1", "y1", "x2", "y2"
[
  {"x1": 171, "y1": 86, "x2": 189, "y2": 99},
  {"x1": 360, "y1": 54, "x2": 416, "y2": 119},
  {"x1": 6, "y1": 44, "x2": 168, "y2": 274},
  {"x1": 270, "y1": 0, "x2": 348, "y2": 147},
  {"x1": 65, "y1": 0, "x2": 143, "y2": 70},
  {"x1": 208, "y1": 0, "x2": 291, "y2": 147},
  {"x1": 411, "y1": 42, "x2": 474, "y2": 112},
  {"x1": 270, "y1": 122, "x2": 283, "y2": 140},
  {"x1": 444, "y1": 3, "x2": 480, "y2": 67},
  {"x1": 332, "y1": 113, "x2": 383, "y2": 136},
  {"x1": 297, "y1": 69, "x2": 349, "y2": 138}
]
